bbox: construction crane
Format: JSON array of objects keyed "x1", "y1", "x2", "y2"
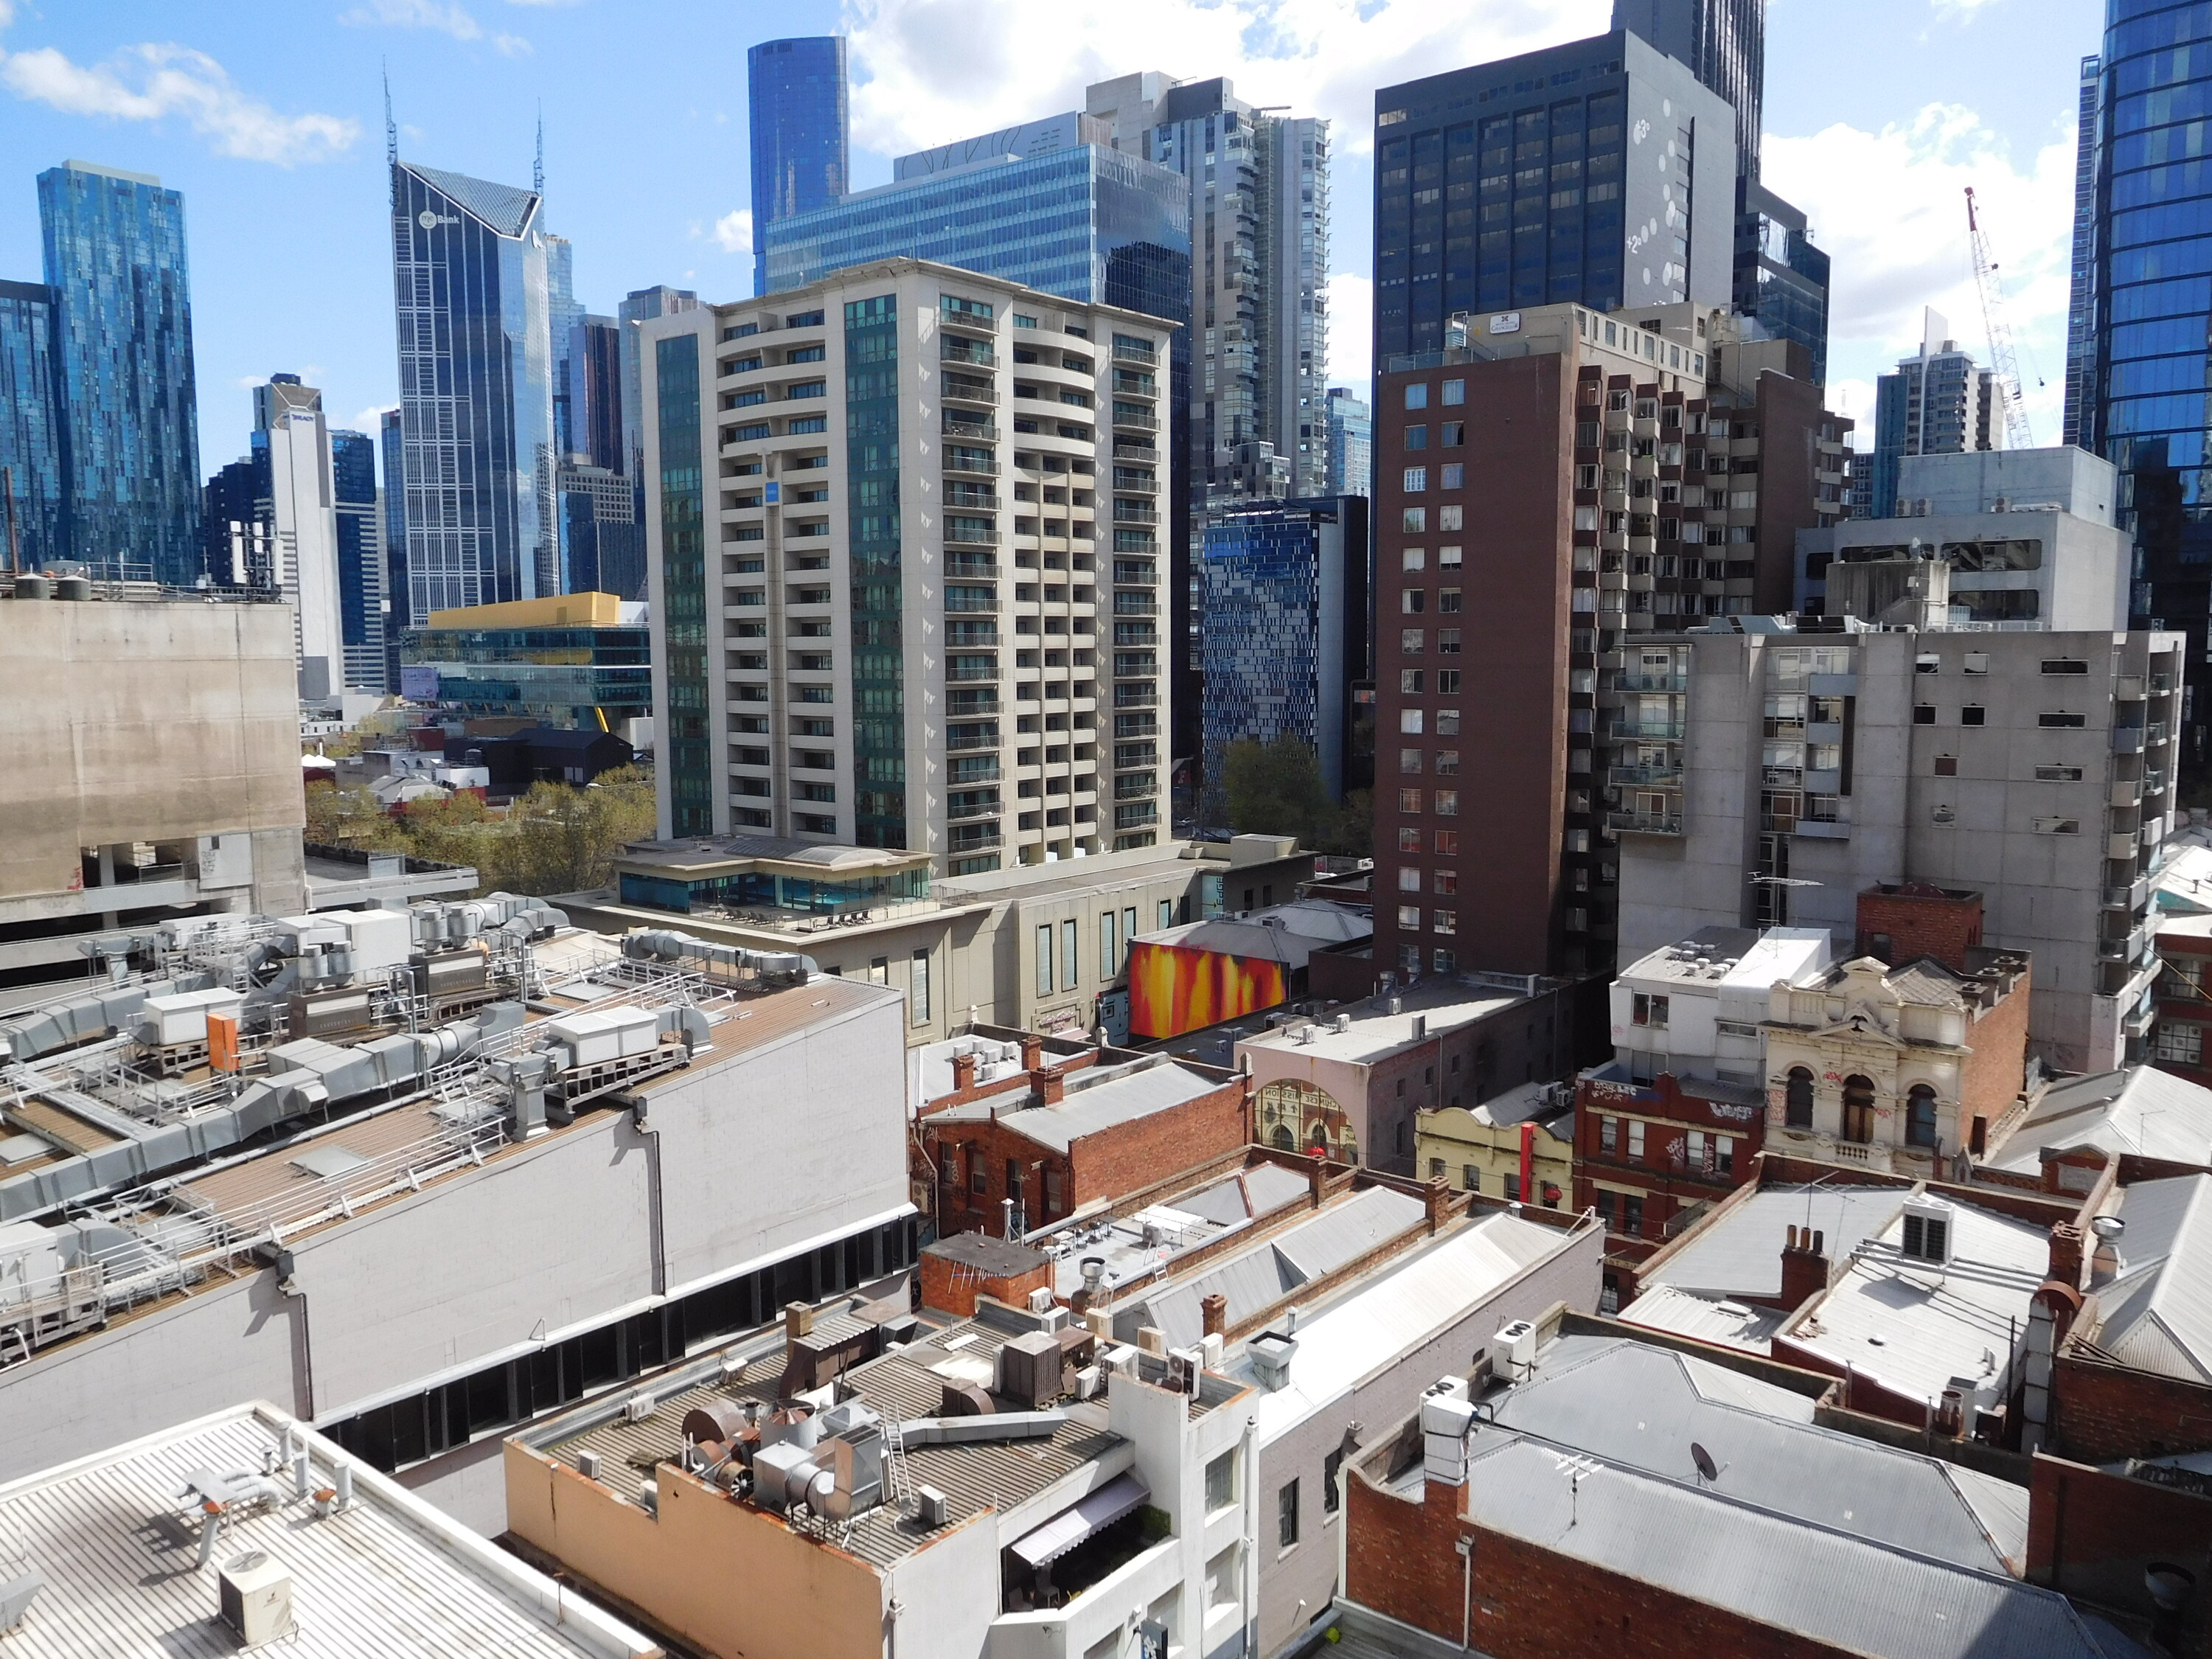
[{"x1": 1964, "y1": 186, "x2": 2035, "y2": 450}]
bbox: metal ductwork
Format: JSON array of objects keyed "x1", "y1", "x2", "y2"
[
  {"x1": 0, "y1": 973, "x2": 220, "y2": 1065},
  {"x1": 0, "y1": 1004, "x2": 526, "y2": 1222},
  {"x1": 622, "y1": 930, "x2": 817, "y2": 984},
  {"x1": 895, "y1": 1411, "x2": 1067, "y2": 1447}
]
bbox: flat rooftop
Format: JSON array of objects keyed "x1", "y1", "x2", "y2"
[
  {"x1": 1033, "y1": 1160, "x2": 1315, "y2": 1299},
  {"x1": 1617, "y1": 925, "x2": 1830, "y2": 991},
  {"x1": 0, "y1": 1402, "x2": 655, "y2": 1658},
  {"x1": 1238, "y1": 973, "x2": 1557, "y2": 1067}
]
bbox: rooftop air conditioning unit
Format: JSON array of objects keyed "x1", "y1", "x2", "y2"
[
  {"x1": 218, "y1": 1551, "x2": 293, "y2": 1648},
  {"x1": 1900, "y1": 1195, "x2": 1955, "y2": 1266},
  {"x1": 1495, "y1": 1319, "x2": 1538, "y2": 1382},
  {"x1": 622, "y1": 1392, "x2": 657, "y2": 1424}
]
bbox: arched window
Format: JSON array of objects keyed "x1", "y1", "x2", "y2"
[
  {"x1": 1841, "y1": 1075, "x2": 1876, "y2": 1144},
  {"x1": 1785, "y1": 1068, "x2": 1815, "y2": 1129},
  {"x1": 1270, "y1": 1124, "x2": 1296, "y2": 1152},
  {"x1": 1906, "y1": 1084, "x2": 1940, "y2": 1149}
]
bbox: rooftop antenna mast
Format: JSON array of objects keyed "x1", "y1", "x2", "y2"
[
  {"x1": 383, "y1": 62, "x2": 397, "y2": 166},
  {"x1": 534, "y1": 105, "x2": 544, "y2": 197}
]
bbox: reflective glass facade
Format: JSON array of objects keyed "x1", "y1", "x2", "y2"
[
  {"x1": 655, "y1": 333, "x2": 711, "y2": 835},
  {"x1": 844, "y1": 293, "x2": 907, "y2": 849},
  {"x1": 2074, "y1": 0, "x2": 2212, "y2": 768},
  {"x1": 1373, "y1": 32, "x2": 1738, "y2": 364},
  {"x1": 1199, "y1": 497, "x2": 1368, "y2": 814},
  {"x1": 1732, "y1": 179, "x2": 1830, "y2": 385},
  {"x1": 389, "y1": 161, "x2": 556, "y2": 622},
  {"x1": 1324, "y1": 386, "x2": 1371, "y2": 497},
  {"x1": 38, "y1": 162, "x2": 201, "y2": 583},
  {"x1": 332, "y1": 429, "x2": 386, "y2": 692},
  {"x1": 400, "y1": 617, "x2": 650, "y2": 726},
  {"x1": 380, "y1": 408, "x2": 406, "y2": 689},
  {"x1": 1612, "y1": 0, "x2": 1764, "y2": 179},
  {"x1": 0, "y1": 279, "x2": 65, "y2": 568},
  {"x1": 748, "y1": 37, "x2": 849, "y2": 298}
]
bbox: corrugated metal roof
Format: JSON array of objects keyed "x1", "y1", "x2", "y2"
[
  {"x1": 1618, "y1": 1285, "x2": 1788, "y2": 1350},
  {"x1": 1645, "y1": 1184, "x2": 1905, "y2": 1300},
  {"x1": 2096, "y1": 1174, "x2": 2212, "y2": 1383},
  {"x1": 988, "y1": 1061, "x2": 1223, "y2": 1152},
  {"x1": 1983, "y1": 1067, "x2": 2212, "y2": 1172},
  {"x1": 1123, "y1": 1187, "x2": 1427, "y2": 1351},
  {"x1": 1242, "y1": 1212, "x2": 1571, "y2": 1445},
  {"x1": 1482, "y1": 1336, "x2": 2026, "y2": 1573},
  {"x1": 0, "y1": 1406, "x2": 647, "y2": 1658},
  {"x1": 1460, "y1": 1436, "x2": 2107, "y2": 1659}
]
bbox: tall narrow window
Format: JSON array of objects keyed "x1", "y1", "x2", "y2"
[
  {"x1": 1101, "y1": 911, "x2": 1119, "y2": 978},
  {"x1": 1035, "y1": 924, "x2": 1053, "y2": 996},
  {"x1": 1062, "y1": 919, "x2": 1079, "y2": 990},
  {"x1": 911, "y1": 949, "x2": 931, "y2": 1025},
  {"x1": 1122, "y1": 906, "x2": 1138, "y2": 967}
]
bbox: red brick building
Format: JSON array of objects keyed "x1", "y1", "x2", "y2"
[
  {"x1": 1573, "y1": 1068, "x2": 1766, "y2": 1266},
  {"x1": 914, "y1": 1037, "x2": 1249, "y2": 1237}
]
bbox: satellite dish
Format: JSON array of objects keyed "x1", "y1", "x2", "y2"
[{"x1": 1691, "y1": 1442, "x2": 1719, "y2": 1483}]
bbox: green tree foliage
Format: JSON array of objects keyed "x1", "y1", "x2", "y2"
[{"x1": 302, "y1": 766, "x2": 657, "y2": 898}]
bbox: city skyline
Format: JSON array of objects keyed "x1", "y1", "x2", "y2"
[{"x1": 0, "y1": 0, "x2": 2095, "y2": 467}]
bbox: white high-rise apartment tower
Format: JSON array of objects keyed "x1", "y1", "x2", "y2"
[{"x1": 254, "y1": 375, "x2": 347, "y2": 700}]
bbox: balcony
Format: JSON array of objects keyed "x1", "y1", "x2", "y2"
[
  {"x1": 1110, "y1": 369, "x2": 1158, "y2": 397},
  {"x1": 942, "y1": 415, "x2": 999, "y2": 441},
  {"x1": 947, "y1": 793, "x2": 1003, "y2": 822},
  {"x1": 1608, "y1": 763, "x2": 1682, "y2": 787},
  {"x1": 940, "y1": 340, "x2": 997, "y2": 368},
  {"x1": 1110, "y1": 470, "x2": 1159, "y2": 494},
  {"x1": 1111, "y1": 406, "x2": 1160, "y2": 433},
  {"x1": 1113, "y1": 685, "x2": 1158, "y2": 708},
  {"x1": 945, "y1": 455, "x2": 999, "y2": 478},
  {"x1": 1611, "y1": 671, "x2": 1686, "y2": 693},
  {"x1": 947, "y1": 555, "x2": 1000, "y2": 578},
  {"x1": 950, "y1": 757, "x2": 1002, "y2": 785},
  {"x1": 1113, "y1": 653, "x2": 1158, "y2": 678},
  {"x1": 1608, "y1": 717, "x2": 1686, "y2": 741},
  {"x1": 950, "y1": 824, "x2": 1002, "y2": 852},
  {"x1": 1112, "y1": 597, "x2": 1158, "y2": 616},
  {"x1": 1112, "y1": 505, "x2": 1159, "y2": 526},
  {"x1": 1607, "y1": 809, "x2": 1683, "y2": 835},
  {"x1": 944, "y1": 524, "x2": 1003, "y2": 548},
  {"x1": 1112, "y1": 561, "x2": 1157, "y2": 586},
  {"x1": 947, "y1": 658, "x2": 1000, "y2": 684},
  {"x1": 1111, "y1": 339, "x2": 1157, "y2": 366},
  {"x1": 947, "y1": 730, "x2": 1000, "y2": 753},
  {"x1": 945, "y1": 592, "x2": 1001, "y2": 613},
  {"x1": 942, "y1": 378, "x2": 998, "y2": 406},
  {"x1": 1113, "y1": 802, "x2": 1160, "y2": 829},
  {"x1": 1112, "y1": 444, "x2": 1160, "y2": 464}
]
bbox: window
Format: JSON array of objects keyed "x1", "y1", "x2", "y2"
[
  {"x1": 1279, "y1": 1478, "x2": 1301, "y2": 1548},
  {"x1": 1913, "y1": 704, "x2": 1936, "y2": 725},
  {"x1": 1786, "y1": 1068, "x2": 1813, "y2": 1128},
  {"x1": 1435, "y1": 790, "x2": 1459, "y2": 815},
  {"x1": 1433, "y1": 830, "x2": 1458, "y2": 855},
  {"x1": 1441, "y1": 465, "x2": 1464, "y2": 490},
  {"x1": 1403, "y1": 507, "x2": 1427, "y2": 532},
  {"x1": 1599, "y1": 1116, "x2": 1618, "y2": 1155},
  {"x1": 1439, "y1": 504, "x2": 1464, "y2": 530},
  {"x1": 868, "y1": 957, "x2": 889, "y2": 986},
  {"x1": 1961, "y1": 704, "x2": 1985, "y2": 726},
  {"x1": 1100, "y1": 912, "x2": 1119, "y2": 978},
  {"x1": 1402, "y1": 546, "x2": 1426, "y2": 571},
  {"x1": 1443, "y1": 420, "x2": 1465, "y2": 445},
  {"x1": 911, "y1": 950, "x2": 931, "y2": 1024},
  {"x1": 1841, "y1": 1075, "x2": 1876, "y2": 1143},
  {"x1": 1906, "y1": 1084, "x2": 1940, "y2": 1149},
  {"x1": 1035, "y1": 924, "x2": 1053, "y2": 996},
  {"x1": 1402, "y1": 670, "x2": 1424, "y2": 694},
  {"x1": 1399, "y1": 865, "x2": 1422, "y2": 891},
  {"x1": 1398, "y1": 905, "x2": 1420, "y2": 929},
  {"x1": 1400, "y1": 708, "x2": 1424, "y2": 734},
  {"x1": 1429, "y1": 1157, "x2": 1447, "y2": 1180},
  {"x1": 1934, "y1": 754, "x2": 1958, "y2": 776},
  {"x1": 1442, "y1": 378, "x2": 1465, "y2": 406},
  {"x1": 2155, "y1": 1021, "x2": 2204, "y2": 1065},
  {"x1": 1627, "y1": 1120, "x2": 1645, "y2": 1160},
  {"x1": 1622, "y1": 1194, "x2": 1644, "y2": 1236},
  {"x1": 1405, "y1": 383, "x2": 1429, "y2": 410},
  {"x1": 1159, "y1": 900, "x2": 1173, "y2": 930},
  {"x1": 1916, "y1": 654, "x2": 1941, "y2": 675},
  {"x1": 1123, "y1": 908, "x2": 1137, "y2": 967},
  {"x1": 1503, "y1": 1173, "x2": 1521, "y2": 1203},
  {"x1": 1632, "y1": 992, "x2": 1669, "y2": 1027},
  {"x1": 2039, "y1": 712, "x2": 2087, "y2": 728},
  {"x1": 2034, "y1": 817, "x2": 2082, "y2": 835},
  {"x1": 1437, "y1": 670, "x2": 1461, "y2": 695},
  {"x1": 1399, "y1": 788, "x2": 1422, "y2": 813},
  {"x1": 2039, "y1": 659, "x2": 2090, "y2": 675},
  {"x1": 2035, "y1": 764, "x2": 2084, "y2": 782},
  {"x1": 1964, "y1": 653, "x2": 1989, "y2": 675},
  {"x1": 1323, "y1": 1449, "x2": 1343, "y2": 1514},
  {"x1": 1405, "y1": 425, "x2": 1428, "y2": 451},
  {"x1": 1594, "y1": 1189, "x2": 1615, "y2": 1227},
  {"x1": 1206, "y1": 1450, "x2": 1237, "y2": 1513},
  {"x1": 1404, "y1": 467, "x2": 1428, "y2": 493}
]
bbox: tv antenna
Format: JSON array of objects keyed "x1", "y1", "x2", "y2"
[
  {"x1": 534, "y1": 103, "x2": 545, "y2": 197},
  {"x1": 1551, "y1": 1452, "x2": 1599, "y2": 1526}
]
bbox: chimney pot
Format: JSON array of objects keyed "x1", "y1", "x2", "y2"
[
  {"x1": 1201, "y1": 1293, "x2": 1228, "y2": 1339},
  {"x1": 1020, "y1": 1035, "x2": 1044, "y2": 1071},
  {"x1": 785, "y1": 1301, "x2": 813, "y2": 1341},
  {"x1": 1035, "y1": 1068, "x2": 1065, "y2": 1106}
]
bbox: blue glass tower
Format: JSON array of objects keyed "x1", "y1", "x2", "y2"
[
  {"x1": 331, "y1": 429, "x2": 386, "y2": 692},
  {"x1": 1199, "y1": 497, "x2": 1369, "y2": 817},
  {"x1": 389, "y1": 160, "x2": 557, "y2": 620},
  {"x1": 0, "y1": 279, "x2": 66, "y2": 568},
  {"x1": 2070, "y1": 0, "x2": 2212, "y2": 768},
  {"x1": 748, "y1": 37, "x2": 849, "y2": 298},
  {"x1": 380, "y1": 407, "x2": 406, "y2": 690},
  {"x1": 38, "y1": 161, "x2": 202, "y2": 582}
]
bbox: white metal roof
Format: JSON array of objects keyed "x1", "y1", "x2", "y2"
[
  {"x1": 1980, "y1": 1066, "x2": 2212, "y2": 1173},
  {"x1": 0, "y1": 1402, "x2": 655, "y2": 1658},
  {"x1": 1641, "y1": 1183, "x2": 1906, "y2": 1301},
  {"x1": 2095, "y1": 1174, "x2": 2212, "y2": 1384},
  {"x1": 1618, "y1": 1284, "x2": 1789, "y2": 1350},
  {"x1": 1239, "y1": 1211, "x2": 1575, "y2": 1446}
]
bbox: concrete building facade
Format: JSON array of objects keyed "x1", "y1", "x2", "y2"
[
  {"x1": 1615, "y1": 619, "x2": 2183, "y2": 1073},
  {"x1": 639, "y1": 260, "x2": 1175, "y2": 869}
]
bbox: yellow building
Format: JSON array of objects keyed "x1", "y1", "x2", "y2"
[{"x1": 1416, "y1": 1080, "x2": 1575, "y2": 1208}]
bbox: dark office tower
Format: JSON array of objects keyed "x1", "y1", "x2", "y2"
[
  {"x1": 389, "y1": 159, "x2": 557, "y2": 619},
  {"x1": 0, "y1": 279, "x2": 66, "y2": 568},
  {"x1": 331, "y1": 429, "x2": 386, "y2": 694},
  {"x1": 617, "y1": 286, "x2": 698, "y2": 491},
  {"x1": 1612, "y1": 0, "x2": 1764, "y2": 179},
  {"x1": 1732, "y1": 181, "x2": 1830, "y2": 385},
  {"x1": 1372, "y1": 33, "x2": 1737, "y2": 366},
  {"x1": 379, "y1": 408, "x2": 406, "y2": 691},
  {"x1": 570, "y1": 315, "x2": 623, "y2": 473},
  {"x1": 747, "y1": 37, "x2": 848, "y2": 297},
  {"x1": 2075, "y1": 0, "x2": 2212, "y2": 773},
  {"x1": 2063, "y1": 54, "x2": 2104, "y2": 451},
  {"x1": 38, "y1": 161, "x2": 202, "y2": 583}
]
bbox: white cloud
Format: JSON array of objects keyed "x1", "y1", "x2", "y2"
[
  {"x1": 339, "y1": 0, "x2": 532, "y2": 53},
  {"x1": 0, "y1": 39, "x2": 359, "y2": 164},
  {"x1": 841, "y1": 0, "x2": 1607, "y2": 162},
  {"x1": 352, "y1": 404, "x2": 397, "y2": 431},
  {"x1": 1763, "y1": 102, "x2": 2076, "y2": 443},
  {"x1": 1327, "y1": 271, "x2": 1371, "y2": 389},
  {"x1": 713, "y1": 207, "x2": 753, "y2": 254}
]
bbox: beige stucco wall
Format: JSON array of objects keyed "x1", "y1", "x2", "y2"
[{"x1": 2, "y1": 599, "x2": 303, "y2": 901}]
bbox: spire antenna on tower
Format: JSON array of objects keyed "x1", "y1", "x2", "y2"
[
  {"x1": 383, "y1": 61, "x2": 397, "y2": 165},
  {"x1": 534, "y1": 104, "x2": 544, "y2": 196}
]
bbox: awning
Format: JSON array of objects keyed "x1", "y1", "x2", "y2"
[{"x1": 1006, "y1": 1472, "x2": 1150, "y2": 1570}]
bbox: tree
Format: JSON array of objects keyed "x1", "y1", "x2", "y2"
[{"x1": 1223, "y1": 734, "x2": 1337, "y2": 848}]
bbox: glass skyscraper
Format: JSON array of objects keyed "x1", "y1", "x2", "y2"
[
  {"x1": 617, "y1": 285, "x2": 698, "y2": 493},
  {"x1": 380, "y1": 407, "x2": 406, "y2": 690},
  {"x1": 1612, "y1": 0, "x2": 1764, "y2": 179},
  {"x1": 2070, "y1": 0, "x2": 2212, "y2": 772},
  {"x1": 1371, "y1": 32, "x2": 1738, "y2": 364},
  {"x1": 38, "y1": 161, "x2": 202, "y2": 583},
  {"x1": 1733, "y1": 181, "x2": 1831, "y2": 385},
  {"x1": 0, "y1": 279, "x2": 66, "y2": 568},
  {"x1": 748, "y1": 37, "x2": 849, "y2": 298},
  {"x1": 1199, "y1": 497, "x2": 1369, "y2": 817},
  {"x1": 389, "y1": 159, "x2": 557, "y2": 620},
  {"x1": 1324, "y1": 386, "x2": 1372, "y2": 498},
  {"x1": 331, "y1": 428, "x2": 386, "y2": 693}
]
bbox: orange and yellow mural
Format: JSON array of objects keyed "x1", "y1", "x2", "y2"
[{"x1": 1127, "y1": 940, "x2": 1287, "y2": 1040}]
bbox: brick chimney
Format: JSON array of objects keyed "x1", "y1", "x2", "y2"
[
  {"x1": 1779, "y1": 1225, "x2": 1829, "y2": 1310},
  {"x1": 1309, "y1": 1158, "x2": 1329, "y2": 1209},
  {"x1": 950, "y1": 1051, "x2": 978, "y2": 1092},
  {"x1": 1854, "y1": 883, "x2": 1983, "y2": 972},
  {"x1": 2048, "y1": 1221, "x2": 2086, "y2": 1290},
  {"x1": 1425, "y1": 1176, "x2": 1452, "y2": 1234},
  {"x1": 1034, "y1": 1067, "x2": 1065, "y2": 1105},
  {"x1": 1201, "y1": 1293, "x2": 1228, "y2": 1339},
  {"x1": 1020, "y1": 1034, "x2": 1045, "y2": 1071}
]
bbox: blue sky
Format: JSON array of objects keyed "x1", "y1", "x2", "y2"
[{"x1": 0, "y1": 0, "x2": 2099, "y2": 464}]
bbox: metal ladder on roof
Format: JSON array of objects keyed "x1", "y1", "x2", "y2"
[{"x1": 881, "y1": 1415, "x2": 916, "y2": 1512}]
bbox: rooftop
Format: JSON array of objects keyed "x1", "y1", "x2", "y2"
[
  {"x1": 1137, "y1": 899, "x2": 1371, "y2": 969},
  {"x1": 2088, "y1": 1173, "x2": 2212, "y2": 1384},
  {"x1": 0, "y1": 1402, "x2": 654, "y2": 1658},
  {"x1": 1032, "y1": 1160, "x2": 1315, "y2": 1299},
  {"x1": 1618, "y1": 925, "x2": 1830, "y2": 992},
  {"x1": 1630, "y1": 1182, "x2": 1909, "y2": 1302},
  {"x1": 923, "y1": 1053, "x2": 1228, "y2": 1153},
  {"x1": 1980, "y1": 1066, "x2": 2212, "y2": 1175},
  {"x1": 1238, "y1": 972, "x2": 1559, "y2": 1068}
]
